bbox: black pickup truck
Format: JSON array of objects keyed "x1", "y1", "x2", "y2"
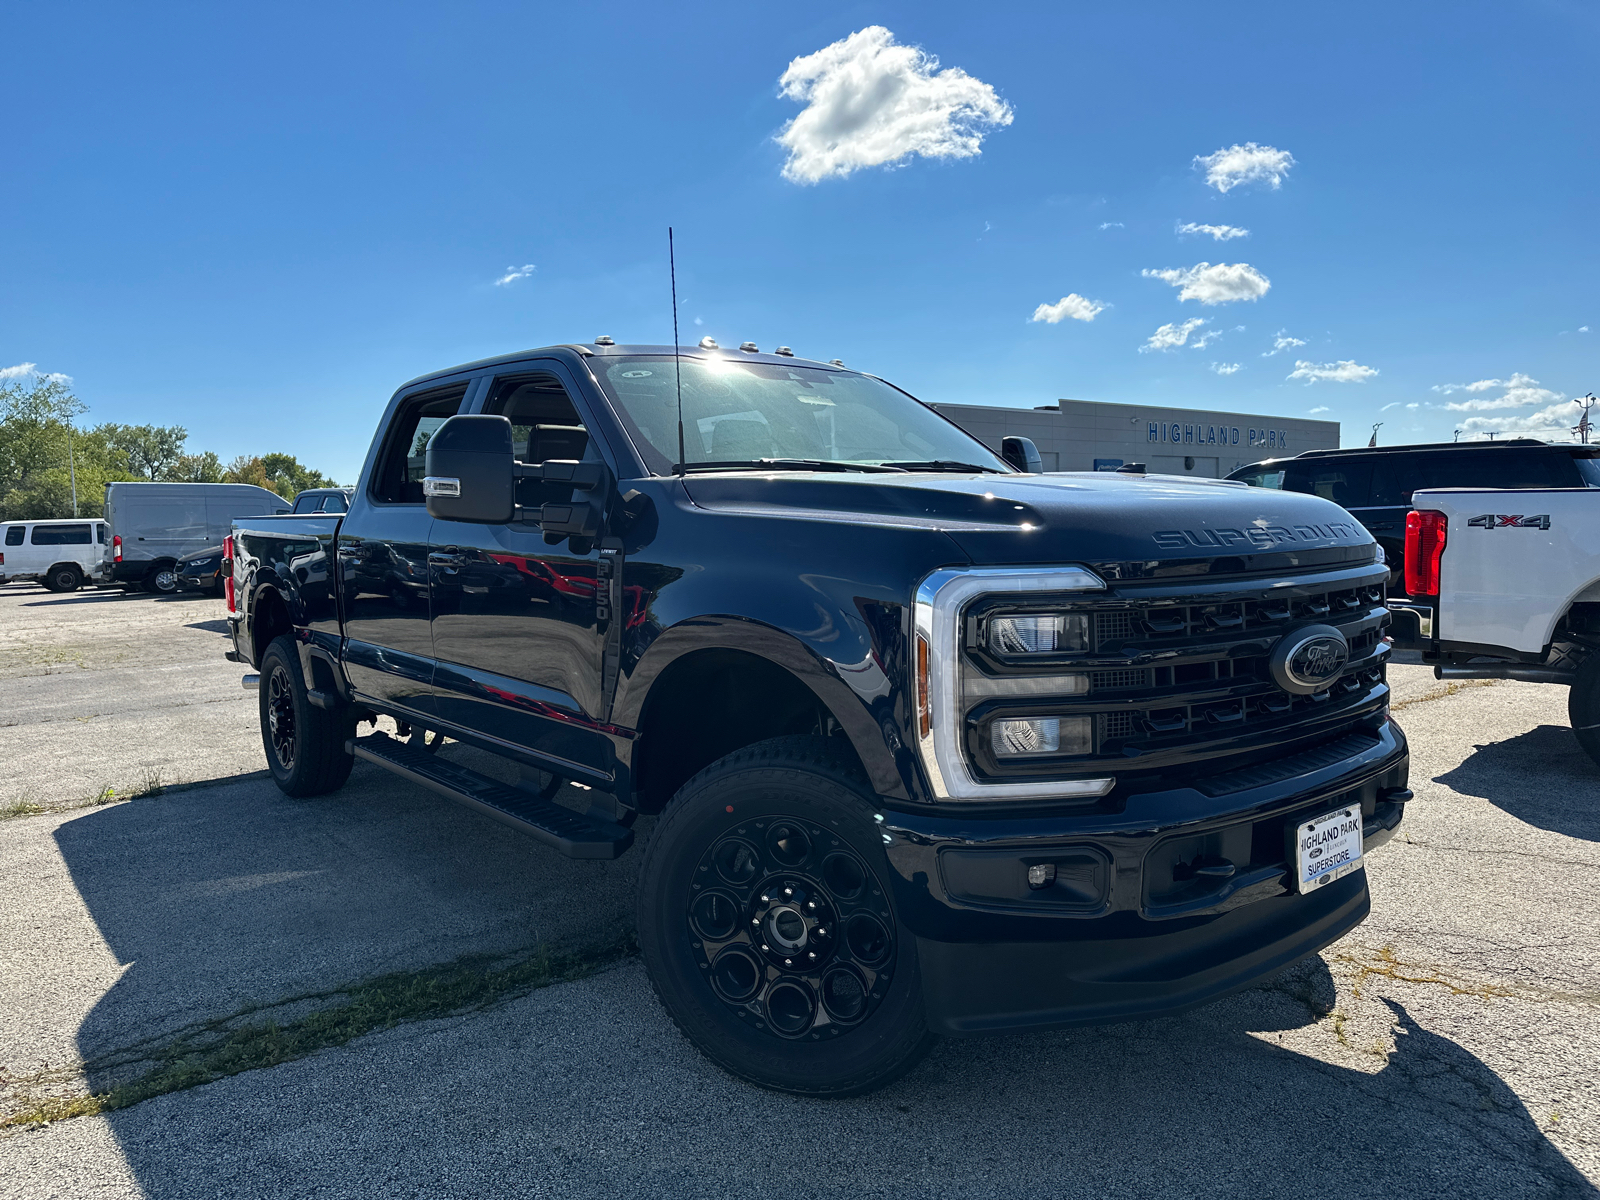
[{"x1": 227, "y1": 340, "x2": 1409, "y2": 1096}]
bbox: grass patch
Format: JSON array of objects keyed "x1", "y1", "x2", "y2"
[
  {"x1": 1, "y1": 934, "x2": 635, "y2": 1133},
  {"x1": 1391, "y1": 678, "x2": 1498, "y2": 712},
  {"x1": 0, "y1": 797, "x2": 49, "y2": 819}
]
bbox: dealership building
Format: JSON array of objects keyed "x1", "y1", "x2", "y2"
[{"x1": 933, "y1": 398, "x2": 1341, "y2": 478}]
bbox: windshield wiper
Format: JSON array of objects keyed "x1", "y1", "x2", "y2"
[
  {"x1": 680, "y1": 459, "x2": 906, "y2": 474},
  {"x1": 877, "y1": 460, "x2": 1006, "y2": 474}
]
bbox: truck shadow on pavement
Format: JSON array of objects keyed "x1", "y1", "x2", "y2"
[
  {"x1": 1435, "y1": 723, "x2": 1600, "y2": 841},
  {"x1": 47, "y1": 762, "x2": 1595, "y2": 1198}
]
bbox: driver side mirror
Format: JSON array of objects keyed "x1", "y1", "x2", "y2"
[
  {"x1": 1001, "y1": 436, "x2": 1044, "y2": 474},
  {"x1": 424, "y1": 415, "x2": 515, "y2": 523}
]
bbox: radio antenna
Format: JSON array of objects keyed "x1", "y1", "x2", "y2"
[{"x1": 669, "y1": 227, "x2": 686, "y2": 476}]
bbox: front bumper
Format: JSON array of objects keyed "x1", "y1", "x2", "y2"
[{"x1": 882, "y1": 720, "x2": 1409, "y2": 1035}]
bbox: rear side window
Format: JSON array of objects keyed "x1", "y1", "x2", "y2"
[
  {"x1": 292, "y1": 494, "x2": 319, "y2": 513},
  {"x1": 1232, "y1": 468, "x2": 1285, "y2": 489},
  {"x1": 1282, "y1": 462, "x2": 1372, "y2": 507},
  {"x1": 4, "y1": 526, "x2": 23, "y2": 546},
  {"x1": 373, "y1": 385, "x2": 469, "y2": 504},
  {"x1": 1374, "y1": 450, "x2": 1573, "y2": 502},
  {"x1": 32, "y1": 524, "x2": 93, "y2": 545},
  {"x1": 96, "y1": 524, "x2": 107, "y2": 544},
  {"x1": 322, "y1": 493, "x2": 348, "y2": 513}
]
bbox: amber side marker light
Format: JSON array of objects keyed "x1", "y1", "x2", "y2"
[{"x1": 915, "y1": 633, "x2": 931, "y2": 737}]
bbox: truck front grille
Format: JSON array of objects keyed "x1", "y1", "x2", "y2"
[{"x1": 965, "y1": 563, "x2": 1392, "y2": 782}]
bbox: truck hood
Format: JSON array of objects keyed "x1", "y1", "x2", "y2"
[{"x1": 682, "y1": 471, "x2": 1374, "y2": 574}]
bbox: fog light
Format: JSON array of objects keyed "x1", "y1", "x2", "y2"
[
  {"x1": 989, "y1": 613, "x2": 1088, "y2": 655},
  {"x1": 991, "y1": 715, "x2": 1092, "y2": 757},
  {"x1": 1027, "y1": 863, "x2": 1056, "y2": 889}
]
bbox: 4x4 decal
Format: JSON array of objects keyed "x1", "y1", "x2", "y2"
[{"x1": 1466, "y1": 513, "x2": 1551, "y2": 530}]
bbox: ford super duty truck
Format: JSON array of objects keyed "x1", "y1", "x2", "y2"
[
  {"x1": 226, "y1": 339, "x2": 1410, "y2": 1096},
  {"x1": 1392, "y1": 484, "x2": 1600, "y2": 766}
]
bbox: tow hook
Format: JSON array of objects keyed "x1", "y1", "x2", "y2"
[{"x1": 242, "y1": 674, "x2": 260, "y2": 690}]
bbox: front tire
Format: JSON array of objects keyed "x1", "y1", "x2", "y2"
[
  {"x1": 636, "y1": 737, "x2": 933, "y2": 1097},
  {"x1": 258, "y1": 635, "x2": 355, "y2": 797},
  {"x1": 1569, "y1": 655, "x2": 1600, "y2": 769},
  {"x1": 143, "y1": 563, "x2": 178, "y2": 594}
]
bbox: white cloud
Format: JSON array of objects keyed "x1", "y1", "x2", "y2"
[
  {"x1": 1582, "y1": 325, "x2": 1591, "y2": 333},
  {"x1": 494, "y1": 264, "x2": 536, "y2": 286},
  {"x1": 1142, "y1": 262, "x2": 1270, "y2": 305},
  {"x1": 1210, "y1": 362, "x2": 1242, "y2": 376},
  {"x1": 1262, "y1": 329, "x2": 1307, "y2": 357},
  {"x1": 1308, "y1": 406, "x2": 1330, "y2": 414},
  {"x1": 1287, "y1": 359, "x2": 1379, "y2": 384},
  {"x1": 776, "y1": 26, "x2": 1013, "y2": 184},
  {"x1": 1435, "y1": 373, "x2": 1563, "y2": 412},
  {"x1": 0, "y1": 362, "x2": 38, "y2": 379},
  {"x1": 1406, "y1": 403, "x2": 1419, "y2": 409},
  {"x1": 43, "y1": 372, "x2": 72, "y2": 385},
  {"x1": 1461, "y1": 399, "x2": 1581, "y2": 437},
  {"x1": 1099, "y1": 221, "x2": 1124, "y2": 230},
  {"x1": 1177, "y1": 221, "x2": 1249, "y2": 241},
  {"x1": 1140, "y1": 318, "x2": 1207, "y2": 352},
  {"x1": 1030, "y1": 294, "x2": 1106, "y2": 324},
  {"x1": 1380, "y1": 402, "x2": 1401, "y2": 411},
  {"x1": 1194, "y1": 142, "x2": 1295, "y2": 193}
]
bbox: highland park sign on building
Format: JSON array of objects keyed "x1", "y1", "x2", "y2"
[{"x1": 1148, "y1": 421, "x2": 1291, "y2": 452}]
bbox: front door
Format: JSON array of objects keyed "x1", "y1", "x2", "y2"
[
  {"x1": 338, "y1": 383, "x2": 467, "y2": 713},
  {"x1": 428, "y1": 366, "x2": 611, "y2": 778}
]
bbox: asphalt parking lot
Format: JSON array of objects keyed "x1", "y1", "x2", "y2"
[{"x1": 1, "y1": 578, "x2": 1597, "y2": 1198}]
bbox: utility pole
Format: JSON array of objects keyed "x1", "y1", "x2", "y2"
[
  {"x1": 67, "y1": 424, "x2": 78, "y2": 518},
  {"x1": 1574, "y1": 393, "x2": 1597, "y2": 445},
  {"x1": 1453, "y1": 428, "x2": 1464, "y2": 442},
  {"x1": 1368, "y1": 422, "x2": 1383, "y2": 448}
]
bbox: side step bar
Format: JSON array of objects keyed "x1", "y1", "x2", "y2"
[{"x1": 347, "y1": 733, "x2": 633, "y2": 860}]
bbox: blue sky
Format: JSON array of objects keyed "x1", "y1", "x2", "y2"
[{"x1": 3, "y1": 1, "x2": 1596, "y2": 481}]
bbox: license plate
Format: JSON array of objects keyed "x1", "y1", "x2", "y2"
[{"x1": 1294, "y1": 804, "x2": 1364, "y2": 892}]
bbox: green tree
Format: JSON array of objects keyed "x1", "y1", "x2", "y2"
[
  {"x1": 169, "y1": 451, "x2": 225, "y2": 482},
  {"x1": 97, "y1": 423, "x2": 190, "y2": 481},
  {"x1": 225, "y1": 452, "x2": 337, "y2": 499}
]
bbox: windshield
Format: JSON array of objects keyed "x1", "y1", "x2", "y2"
[{"x1": 588, "y1": 356, "x2": 1011, "y2": 475}]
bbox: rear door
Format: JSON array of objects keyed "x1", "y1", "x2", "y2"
[
  {"x1": 337, "y1": 382, "x2": 469, "y2": 713},
  {"x1": 427, "y1": 365, "x2": 611, "y2": 775}
]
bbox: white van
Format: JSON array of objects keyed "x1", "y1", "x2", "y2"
[
  {"x1": 104, "y1": 482, "x2": 288, "y2": 593},
  {"x1": 0, "y1": 519, "x2": 112, "y2": 592}
]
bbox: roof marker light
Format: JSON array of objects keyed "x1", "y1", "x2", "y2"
[
  {"x1": 738, "y1": 341, "x2": 759, "y2": 353},
  {"x1": 594, "y1": 335, "x2": 614, "y2": 346},
  {"x1": 699, "y1": 336, "x2": 719, "y2": 350},
  {"x1": 774, "y1": 346, "x2": 794, "y2": 357},
  {"x1": 829, "y1": 359, "x2": 845, "y2": 367}
]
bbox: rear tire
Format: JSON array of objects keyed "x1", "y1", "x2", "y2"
[
  {"x1": 259, "y1": 635, "x2": 355, "y2": 797},
  {"x1": 143, "y1": 564, "x2": 178, "y2": 594},
  {"x1": 1568, "y1": 655, "x2": 1600, "y2": 769},
  {"x1": 636, "y1": 736, "x2": 933, "y2": 1097},
  {"x1": 46, "y1": 564, "x2": 83, "y2": 593}
]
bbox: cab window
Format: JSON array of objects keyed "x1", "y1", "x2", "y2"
[
  {"x1": 1233, "y1": 469, "x2": 1285, "y2": 489},
  {"x1": 373, "y1": 385, "x2": 469, "y2": 504},
  {"x1": 4, "y1": 526, "x2": 23, "y2": 546},
  {"x1": 485, "y1": 374, "x2": 594, "y2": 512},
  {"x1": 1283, "y1": 462, "x2": 1372, "y2": 507}
]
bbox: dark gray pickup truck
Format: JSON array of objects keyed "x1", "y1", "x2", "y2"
[{"x1": 227, "y1": 340, "x2": 1409, "y2": 1095}]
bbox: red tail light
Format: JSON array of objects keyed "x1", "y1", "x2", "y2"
[
  {"x1": 1404, "y1": 510, "x2": 1447, "y2": 597},
  {"x1": 223, "y1": 535, "x2": 236, "y2": 613},
  {"x1": 112, "y1": 534, "x2": 123, "y2": 563}
]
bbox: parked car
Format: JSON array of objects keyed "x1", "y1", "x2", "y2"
[
  {"x1": 104, "y1": 481, "x2": 288, "y2": 593},
  {"x1": 227, "y1": 340, "x2": 1407, "y2": 1096},
  {"x1": 1227, "y1": 440, "x2": 1600, "y2": 595},
  {"x1": 289, "y1": 487, "x2": 352, "y2": 514},
  {"x1": 1390, "y1": 484, "x2": 1600, "y2": 765},
  {"x1": 175, "y1": 545, "x2": 227, "y2": 596},
  {"x1": 0, "y1": 518, "x2": 110, "y2": 591}
]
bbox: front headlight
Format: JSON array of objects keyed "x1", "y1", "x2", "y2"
[{"x1": 913, "y1": 567, "x2": 1115, "y2": 802}]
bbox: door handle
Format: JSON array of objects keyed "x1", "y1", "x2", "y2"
[{"x1": 428, "y1": 550, "x2": 466, "y2": 568}]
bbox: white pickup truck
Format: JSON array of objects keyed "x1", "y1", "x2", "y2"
[{"x1": 1390, "y1": 486, "x2": 1600, "y2": 764}]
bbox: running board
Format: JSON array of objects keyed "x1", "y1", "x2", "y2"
[{"x1": 347, "y1": 733, "x2": 633, "y2": 860}]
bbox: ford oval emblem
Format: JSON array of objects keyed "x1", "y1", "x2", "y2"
[{"x1": 1268, "y1": 623, "x2": 1350, "y2": 695}]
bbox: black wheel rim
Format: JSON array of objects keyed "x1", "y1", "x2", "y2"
[
  {"x1": 687, "y1": 816, "x2": 896, "y2": 1041},
  {"x1": 266, "y1": 665, "x2": 297, "y2": 770}
]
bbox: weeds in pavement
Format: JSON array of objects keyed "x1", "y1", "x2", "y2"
[
  {"x1": 0, "y1": 933, "x2": 636, "y2": 1133},
  {"x1": 0, "y1": 797, "x2": 48, "y2": 819},
  {"x1": 1390, "y1": 678, "x2": 1498, "y2": 712}
]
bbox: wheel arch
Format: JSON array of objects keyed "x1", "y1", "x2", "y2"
[{"x1": 616, "y1": 618, "x2": 906, "y2": 813}]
